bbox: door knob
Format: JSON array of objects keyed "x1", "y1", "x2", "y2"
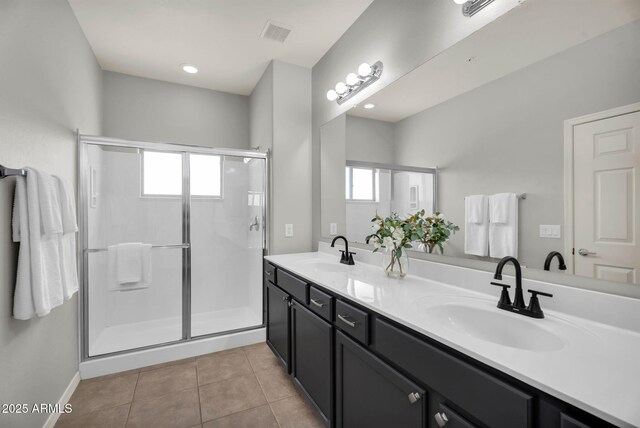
[
  {"x1": 578, "y1": 248, "x2": 596, "y2": 256},
  {"x1": 434, "y1": 411, "x2": 449, "y2": 427}
]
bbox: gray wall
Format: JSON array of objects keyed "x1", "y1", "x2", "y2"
[
  {"x1": 311, "y1": 0, "x2": 523, "y2": 249},
  {"x1": 0, "y1": 0, "x2": 102, "y2": 426},
  {"x1": 345, "y1": 115, "x2": 395, "y2": 164},
  {"x1": 250, "y1": 61, "x2": 313, "y2": 254},
  {"x1": 103, "y1": 71, "x2": 250, "y2": 149},
  {"x1": 394, "y1": 21, "x2": 640, "y2": 268}
]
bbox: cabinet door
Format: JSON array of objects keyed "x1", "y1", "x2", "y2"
[
  {"x1": 335, "y1": 331, "x2": 426, "y2": 428},
  {"x1": 291, "y1": 301, "x2": 333, "y2": 426},
  {"x1": 266, "y1": 281, "x2": 290, "y2": 372}
]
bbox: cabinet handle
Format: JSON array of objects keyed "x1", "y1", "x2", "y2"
[
  {"x1": 434, "y1": 411, "x2": 449, "y2": 427},
  {"x1": 282, "y1": 296, "x2": 288, "y2": 302},
  {"x1": 407, "y1": 392, "x2": 421, "y2": 404},
  {"x1": 310, "y1": 299, "x2": 325, "y2": 308},
  {"x1": 337, "y1": 314, "x2": 356, "y2": 328},
  {"x1": 265, "y1": 271, "x2": 273, "y2": 276}
]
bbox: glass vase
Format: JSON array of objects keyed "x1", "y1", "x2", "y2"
[{"x1": 381, "y1": 246, "x2": 409, "y2": 278}]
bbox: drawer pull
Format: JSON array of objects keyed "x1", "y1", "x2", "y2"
[
  {"x1": 408, "y1": 392, "x2": 421, "y2": 404},
  {"x1": 265, "y1": 271, "x2": 273, "y2": 276},
  {"x1": 282, "y1": 296, "x2": 288, "y2": 302},
  {"x1": 338, "y1": 314, "x2": 356, "y2": 328},
  {"x1": 434, "y1": 411, "x2": 449, "y2": 427},
  {"x1": 310, "y1": 299, "x2": 325, "y2": 308}
]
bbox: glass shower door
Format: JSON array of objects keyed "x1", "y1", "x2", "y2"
[
  {"x1": 85, "y1": 144, "x2": 185, "y2": 356},
  {"x1": 190, "y1": 154, "x2": 265, "y2": 337}
]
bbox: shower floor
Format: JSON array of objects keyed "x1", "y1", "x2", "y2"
[{"x1": 89, "y1": 306, "x2": 263, "y2": 357}]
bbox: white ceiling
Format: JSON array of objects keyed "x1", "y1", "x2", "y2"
[
  {"x1": 348, "y1": 0, "x2": 640, "y2": 122},
  {"x1": 68, "y1": 0, "x2": 374, "y2": 95}
]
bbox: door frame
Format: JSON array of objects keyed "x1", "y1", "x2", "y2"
[
  {"x1": 563, "y1": 102, "x2": 640, "y2": 274},
  {"x1": 77, "y1": 132, "x2": 270, "y2": 362}
]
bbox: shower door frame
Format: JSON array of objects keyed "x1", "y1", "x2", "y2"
[{"x1": 78, "y1": 133, "x2": 270, "y2": 362}]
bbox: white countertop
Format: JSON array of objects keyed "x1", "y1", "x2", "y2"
[{"x1": 265, "y1": 247, "x2": 640, "y2": 428}]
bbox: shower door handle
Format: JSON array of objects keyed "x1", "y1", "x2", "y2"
[{"x1": 249, "y1": 216, "x2": 260, "y2": 231}]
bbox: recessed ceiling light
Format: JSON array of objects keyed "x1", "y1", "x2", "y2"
[
  {"x1": 364, "y1": 103, "x2": 375, "y2": 109},
  {"x1": 181, "y1": 64, "x2": 198, "y2": 74}
]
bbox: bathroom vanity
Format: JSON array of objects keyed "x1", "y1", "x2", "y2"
[{"x1": 264, "y1": 244, "x2": 640, "y2": 428}]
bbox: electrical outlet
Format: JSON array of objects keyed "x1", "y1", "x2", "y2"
[
  {"x1": 285, "y1": 224, "x2": 293, "y2": 238},
  {"x1": 539, "y1": 225, "x2": 561, "y2": 239},
  {"x1": 330, "y1": 223, "x2": 337, "y2": 236}
]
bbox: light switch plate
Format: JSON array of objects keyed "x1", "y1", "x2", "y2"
[
  {"x1": 539, "y1": 225, "x2": 561, "y2": 239},
  {"x1": 285, "y1": 224, "x2": 293, "y2": 238},
  {"x1": 330, "y1": 223, "x2": 337, "y2": 236}
]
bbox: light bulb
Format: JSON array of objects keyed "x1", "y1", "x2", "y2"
[
  {"x1": 335, "y1": 82, "x2": 348, "y2": 95},
  {"x1": 453, "y1": 0, "x2": 467, "y2": 4},
  {"x1": 364, "y1": 103, "x2": 375, "y2": 109},
  {"x1": 357, "y1": 62, "x2": 372, "y2": 77},
  {"x1": 326, "y1": 89, "x2": 338, "y2": 101},
  {"x1": 346, "y1": 72, "x2": 359, "y2": 86}
]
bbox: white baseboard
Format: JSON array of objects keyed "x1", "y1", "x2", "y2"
[{"x1": 43, "y1": 371, "x2": 80, "y2": 428}]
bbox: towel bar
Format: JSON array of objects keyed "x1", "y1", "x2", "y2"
[
  {"x1": 85, "y1": 243, "x2": 190, "y2": 253},
  {"x1": 0, "y1": 165, "x2": 27, "y2": 179}
]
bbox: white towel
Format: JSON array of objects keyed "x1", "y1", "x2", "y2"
[
  {"x1": 13, "y1": 168, "x2": 65, "y2": 319},
  {"x1": 489, "y1": 193, "x2": 518, "y2": 258},
  {"x1": 464, "y1": 195, "x2": 489, "y2": 256},
  {"x1": 490, "y1": 193, "x2": 511, "y2": 224},
  {"x1": 12, "y1": 176, "x2": 35, "y2": 319},
  {"x1": 35, "y1": 169, "x2": 63, "y2": 235},
  {"x1": 117, "y1": 243, "x2": 143, "y2": 284},
  {"x1": 53, "y1": 176, "x2": 79, "y2": 300},
  {"x1": 107, "y1": 243, "x2": 152, "y2": 291},
  {"x1": 466, "y1": 194, "x2": 485, "y2": 224}
]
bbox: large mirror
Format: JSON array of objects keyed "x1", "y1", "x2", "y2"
[{"x1": 320, "y1": 1, "x2": 640, "y2": 290}]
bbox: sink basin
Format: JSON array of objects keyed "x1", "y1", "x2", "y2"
[{"x1": 427, "y1": 301, "x2": 565, "y2": 351}]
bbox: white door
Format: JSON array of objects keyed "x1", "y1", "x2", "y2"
[{"x1": 573, "y1": 110, "x2": 640, "y2": 285}]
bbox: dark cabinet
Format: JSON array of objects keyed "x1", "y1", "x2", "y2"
[
  {"x1": 291, "y1": 301, "x2": 333, "y2": 426},
  {"x1": 265, "y1": 280, "x2": 290, "y2": 372},
  {"x1": 335, "y1": 330, "x2": 426, "y2": 428}
]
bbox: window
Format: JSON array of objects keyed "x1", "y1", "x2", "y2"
[
  {"x1": 142, "y1": 151, "x2": 222, "y2": 198},
  {"x1": 345, "y1": 166, "x2": 376, "y2": 201}
]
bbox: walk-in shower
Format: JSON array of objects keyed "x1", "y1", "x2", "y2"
[{"x1": 78, "y1": 135, "x2": 268, "y2": 366}]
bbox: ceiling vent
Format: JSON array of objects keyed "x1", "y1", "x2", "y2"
[{"x1": 260, "y1": 20, "x2": 291, "y2": 43}]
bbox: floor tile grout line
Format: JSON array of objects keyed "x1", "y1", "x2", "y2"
[
  {"x1": 254, "y1": 365, "x2": 282, "y2": 428},
  {"x1": 200, "y1": 402, "x2": 274, "y2": 426},
  {"x1": 195, "y1": 360, "x2": 204, "y2": 425},
  {"x1": 124, "y1": 372, "x2": 140, "y2": 427}
]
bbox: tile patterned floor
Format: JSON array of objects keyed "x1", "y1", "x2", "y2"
[{"x1": 56, "y1": 343, "x2": 325, "y2": 428}]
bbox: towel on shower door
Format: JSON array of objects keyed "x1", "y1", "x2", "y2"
[
  {"x1": 12, "y1": 168, "x2": 65, "y2": 319},
  {"x1": 489, "y1": 193, "x2": 518, "y2": 258},
  {"x1": 53, "y1": 175, "x2": 79, "y2": 300},
  {"x1": 464, "y1": 195, "x2": 489, "y2": 256},
  {"x1": 107, "y1": 243, "x2": 152, "y2": 291}
]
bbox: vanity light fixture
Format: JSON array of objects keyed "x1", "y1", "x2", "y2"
[
  {"x1": 363, "y1": 104, "x2": 375, "y2": 109},
  {"x1": 455, "y1": 0, "x2": 495, "y2": 16},
  {"x1": 326, "y1": 61, "x2": 383, "y2": 105},
  {"x1": 181, "y1": 63, "x2": 198, "y2": 74}
]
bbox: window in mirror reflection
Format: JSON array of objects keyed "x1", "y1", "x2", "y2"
[{"x1": 346, "y1": 166, "x2": 377, "y2": 201}]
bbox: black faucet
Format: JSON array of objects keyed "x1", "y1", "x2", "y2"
[
  {"x1": 492, "y1": 256, "x2": 553, "y2": 319},
  {"x1": 544, "y1": 251, "x2": 567, "y2": 271},
  {"x1": 331, "y1": 236, "x2": 355, "y2": 265}
]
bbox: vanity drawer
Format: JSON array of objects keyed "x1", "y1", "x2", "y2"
[
  {"x1": 264, "y1": 261, "x2": 276, "y2": 284},
  {"x1": 277, "y1": 269, "x2": 309, "y2": 304},
  {"x1": 308, "y1": 286, "x2": 333, "y2": 322},
  {"x1": 374, "y1": 319, "x2": 533, "y2": 428},
  {"x1": 335, "y1": 300, "x2": 369, "y2": 345}
]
